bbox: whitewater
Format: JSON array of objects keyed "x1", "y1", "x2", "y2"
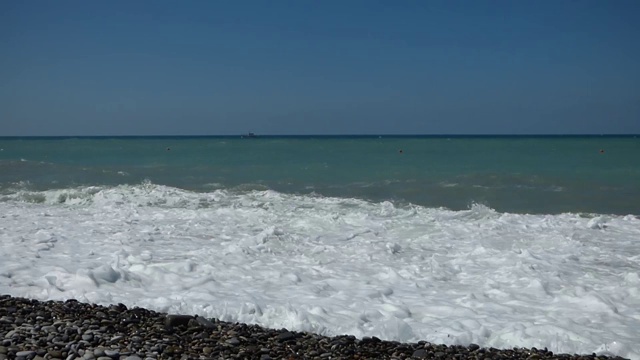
[{"x1": 1, "y1": 184, "x2": 639, "y2": 359}]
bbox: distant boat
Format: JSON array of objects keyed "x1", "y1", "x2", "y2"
[{"x1": 241, "y1": 132, "x2": 258, "y2": 138}]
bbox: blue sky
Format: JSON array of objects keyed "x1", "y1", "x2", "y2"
[{"x1": 1, "y1": 0, "x2": 639, "y2": 135}]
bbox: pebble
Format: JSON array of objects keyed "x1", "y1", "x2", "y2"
[
  {"x1": 412, "y1": 349, "x2": 428, "y2": 358},
  {"x1": 0, "y1": 295, "x2": 631, "y2": 360},
  {"x1": 48, "y1": 350, "x2": 63, "y2": 358},
  {"x1": 16, "y1": 351, "x2": 36, "y2": 357},
  {"x1": 92, "y1": 348, "x2": 105, "y2": 357},
  {"x1": 102, "y1": 349, "x2": 119, "y2": 357},
  {"x1": 164, "y1": 314, "x2": 193, "y2": 328},
  {"x1": 195, "y1": 316, "x2": 216, "y2": 329},
  {"x1": 276, "y1": 330, "x2": 296, "y2": 342}
]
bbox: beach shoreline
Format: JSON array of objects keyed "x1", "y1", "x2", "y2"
[{"x1": 0, "y1": 295, "x2": 628, "y2": 360}]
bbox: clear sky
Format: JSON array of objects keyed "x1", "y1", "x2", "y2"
[{"x1": 1, "y1": 0, "x2": 639, "y2": 136}]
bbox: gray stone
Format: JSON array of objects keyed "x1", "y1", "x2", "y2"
[
  {"x1": 103, "y1": 349, "x2": 119, "y2": 358},
  {"x1": 412, "y1": 349, "x2": 428, "y2": 358},
  {"x1": 42, "y1": 325, "x2": 57, "y2": 333},
  {"x1": 48, "y1": 350, "x2": 63, "y2": 358},
  {"x1": 93, "y1": 348, "x2": 105, "y2": 357},
  {"x1": 164, "y1": 315, "x2": 194, "y2": 328},
  {"x1": 276, "y1": 331, "x2": 295, "y2": 342},
  {"x1": 226, "y1": 337, "x2": 240, "y2": 346},
  {"x1": 195, "y1": 316, "x2": 216, "y2": 329},
  {"x1": 16, "y1": 351, "x2": 37, "y2": 358},
  {"x1": 95, "y1": 312, "x2": 107, "y2": 319}
]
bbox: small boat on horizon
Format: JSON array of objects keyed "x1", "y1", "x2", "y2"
[{"x1": 241, "y1": 132, "x2": 258, "y2": 138}]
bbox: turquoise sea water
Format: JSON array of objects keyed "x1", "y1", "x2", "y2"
[{"x1": 1, "y1": 136, "x2": 639, "y2": 215}]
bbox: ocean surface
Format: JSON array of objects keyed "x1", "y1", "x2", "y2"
[
  {"x1": 1, "y1": 135, "x2": 639, "y2": 359},
  {"x1": 1, "y1": 135, "x2": 639, "y2": 214}
]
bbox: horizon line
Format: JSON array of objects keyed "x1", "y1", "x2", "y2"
[{"x1": 1, "y1": 133, "x2": 639, "y2": 138}]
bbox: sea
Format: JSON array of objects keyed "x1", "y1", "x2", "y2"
[{"x1": 1, "y1": 135, "x2": 639, "y2": 358}]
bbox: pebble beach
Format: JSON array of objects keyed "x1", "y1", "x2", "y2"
[{"x1": 0, "y1": 295, "x2": 629, "y2": 360}]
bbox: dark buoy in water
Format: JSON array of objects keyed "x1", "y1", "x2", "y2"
[
  {"x1": 167, "y1": 147, "x2": 171, "y2": 151},
  {"x1": 398, "y1": 149, "x2": 404, "y2": 154},
  {"x1": 599, "y1": 149, "x2": 604, "y2": 154}
]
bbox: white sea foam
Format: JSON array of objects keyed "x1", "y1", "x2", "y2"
[{"x1": 0, "y1": 184, "x2": 639, "y2": 359}]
